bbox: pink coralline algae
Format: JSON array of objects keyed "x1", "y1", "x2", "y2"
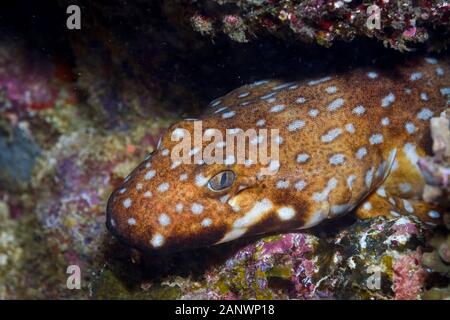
[
  {"x1": 402, "y1": 27, "x2": 417, "y2": 38},
  {"x1": 393, "y1": 251, "x2": 426, "y2": 300},
  {"x1": 392, "y1": 218, "x2": 420, "y2": 239},
  {"x1": 259, "y1": 233, "x2": 296, "y2": 257}
]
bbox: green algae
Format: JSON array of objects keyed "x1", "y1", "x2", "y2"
[
  {"x1": 92, "y1": 268, "x2": 182, "y2": 300},
  {"x1": 215, "y1": 278, "x2": 231, "y2": 295}
]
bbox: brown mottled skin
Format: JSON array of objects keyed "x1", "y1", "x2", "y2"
[{"x1": 107, "y1": 57, "x2": 449, "y2": 253}]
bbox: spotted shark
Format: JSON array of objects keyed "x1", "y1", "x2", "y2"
[{"x1": 106, "y1": 57, "x2": 449, "y2": 253}]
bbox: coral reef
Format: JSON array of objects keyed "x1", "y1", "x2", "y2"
[
  {"x1": 91, "y1": 216, "x2": 435, "y2": 300},
  {"x1": 185, "y1": 0, "x2": 450, "y2": 51},
  {"x1": 0, "y1": 42, "x2": 75, "y2": 190}
]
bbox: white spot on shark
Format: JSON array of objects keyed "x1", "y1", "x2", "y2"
[
  {"x1": 352, "y1": 105, "x2": 365, "y2": 115},
  {"x1": 369, "y1": 134, "x2": 383, "y2": 145},
  {"x1": 201, "y1": 218, "x2": 212, "y2": 227},
  {"x1": 277, "y1": 207, "x2": 296, "y2": 220},
  {"x1": 288, "y1": 120, "x2": 306, "y2": 131},
  {"x1": 294, "y1": 180, "x2": 307, "y2": 191},
  {"x1": 308, "y1": 76, "x2": 331, "y2": 86},
  {"x1": 270, "y1": 104, "x2": 286, "y2": 113},
  {"x1": 329, "y1": 154, "x2": 346, "y2": 165},
  {"x1": 417, "y1": 108, "x2": 434, "y2": 120},
  {"x1": 405, "y1": 122, "x2": 416, "y2": 134},
  {"x1": 356, "y1": 147, "x2": 367, "y2": 159},
  {"x1": 195, "y1": 174, "x2": 209, "y2": 187}
]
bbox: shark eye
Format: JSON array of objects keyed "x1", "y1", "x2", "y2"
[{"x1": 208, "y1": 170, "x2": 235, "y2": 191}]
